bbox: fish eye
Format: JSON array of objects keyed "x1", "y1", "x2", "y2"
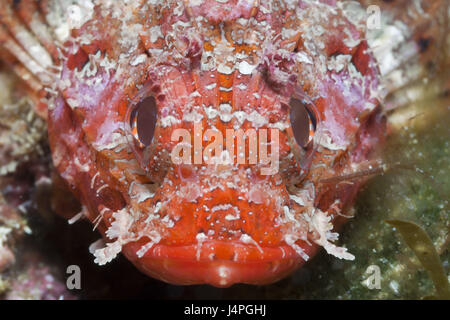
[
  {"x1": 289, "y1": 97, "x2": 316, "y2": 148},
  {"x1": 129, "y1": 96, "x2": 158, "y2": 147}
]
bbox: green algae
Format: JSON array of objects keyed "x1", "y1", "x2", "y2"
[{"x1": 386, "y1": 219, "x2": 449, "y2": 299}]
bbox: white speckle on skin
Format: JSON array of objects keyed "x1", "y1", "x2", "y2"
[
  {"x1": 160, "y1": 115, "x2": 181, "y2": 127},
  {"x1": 130, "y1": 54, "x2": 147, "y2": 66},
  {"x1": 239, "y1": 234, "x2": 263, "y2": 253},
  {"x1": 217, "y1": 265, "x2": 231, "y2": 286},
  {"x1": 195, "y1": 232, "x2": 208, "y2": 260},
  {"x1": 149, "y1": 25, "x2": 163, "y2": 43},
  {"x1": 67, "y1": 1, "x2": 94, "y2": 30},
  {"x1": 238, "y1": 61, "x2": 257, "y2": 75},
  {"x1": 205, "y1": 83, "x2": 217, "y2": 90}
]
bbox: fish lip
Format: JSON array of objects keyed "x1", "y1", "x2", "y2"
[{"x1": 122, "y1": 240, "x2": 318, "y2": 287}]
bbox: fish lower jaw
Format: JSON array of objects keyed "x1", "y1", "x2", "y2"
[{"x1": 122, "y1": 240, "x2": 318, "y2": 287}]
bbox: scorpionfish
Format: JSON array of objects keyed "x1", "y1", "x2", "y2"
[{"x1": 0, "y1": 0, "x2": 395, "y2": 287}]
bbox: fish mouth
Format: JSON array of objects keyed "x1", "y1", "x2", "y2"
[{"x1": 122, "y1": 240, "x2": 318, "y2": 287}]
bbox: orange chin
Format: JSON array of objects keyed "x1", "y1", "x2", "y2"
[{"x1": 123, "y1": 240, "x2": 319, "y2": 287}]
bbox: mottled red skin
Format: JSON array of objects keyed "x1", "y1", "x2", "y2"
[{"x1": 42, "y1": 1, "x2": 385, "y2": 287}]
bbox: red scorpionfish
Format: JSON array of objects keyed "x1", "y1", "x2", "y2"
[{"x1": 1, "y1": 0, "x2": 400, "y2": 287}]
